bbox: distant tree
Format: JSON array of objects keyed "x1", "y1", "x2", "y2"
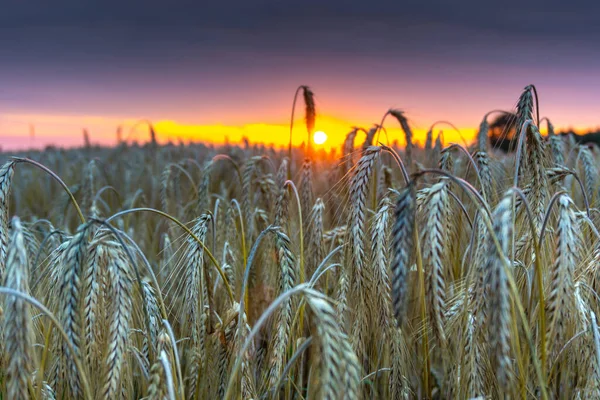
[{"x1": 488, "y1": 113, "x2": 517, "y2": 152}]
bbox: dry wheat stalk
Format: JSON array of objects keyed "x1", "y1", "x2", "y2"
[
  {"x1": 306, "y1": 198, "x2": 324, "y2": 280},
  {"x1": 306, "y1": 291, "x2": 361, "y2": 399},
  {"x1": 276, "y1": 158, "x2": 289, "y2": 189},
  {"x1": 302, "y1": 86, "x2": 316, "y2": 139},
  {"x1": 516, "y1": 85, "x2": 535, "y2": 136},
  {"x1": 422, "y1": 181, "x2": 450, "y2": 348},
  {"x1": 300, "y1": 158, "x2": 314, "y2": 225},
  {"x1": 0, "y1": 161, "x2": 16, "y2": 282},
  {"x1": 268, "y1": 229, "x2": 297, "y2": 388},
  {"x1": 347, "y1": 146, "x2": 380, "y2": 362},
  {"x1": 550, "y1": 135, "x2": 565, "y2": 167},
  {"x1": 147, "y1": 331, "x2": 172, "y2": 400},
  {"x1": 578, "y1": 145, "x2": 597, "y2": 201},
  {"x1": 57, "y1": 223, "x2": 90, "y2": 398},
  {"x1": 388, "y1": 110, "x2": 414, "y2": 169},
  {"x1": 362, "y1": 126, "x2": 377, "y2": 151},
  {"x1": 425, "y1": 128, "x2": 433, "y2": 152},
  {"x1": 475, "y1": 151, "x2": 493, "y2": 202},
  {"x1": 370, "y1": 197, "x2": 394, "y2": 333},
  {"x1": 341, "y1": 128, "x2": 359, "y2": 177},
  {"x1": 197, "y1": 161, "x2": 212, "y2": 215},
  {"x1": 483, "y1": 194, "x2": 513, "y2": 393},
  {"x1": 160, "y1": 164, "x2": 172, "y2": 213},
  {"x1": 4, "y1": 217, "x2": 35, "y2": 400},
  {"x1": 242, "y1": 156, "x2": 262, "y2": 222},
  {"x1": 83, "y1": 238, "x2": 104, "y2": 371},
  {"x1": 547, "y1": 194, "x2": 580, "y2": 359},
  {"x1": 523, "y1": 124, "x2": 549, "y2": 232},
  {"x1": 142, "y1": 279, "x2": 162, "y2": 365},
  {"x1": 377, "y1": 165, "x2": 392, "y2": 203},
  {"x1": 181, "y1": 214, "x2": 211, "y2": 398},
  {"x1": 476, "y1": 116, "x2": 490, "y2": 152},
  {"x1": 392, "y1": 185, "x2": 416, "y2": 326},
  {"x1": 102, "y1": 243, "x2": 134, "y2": 399}
]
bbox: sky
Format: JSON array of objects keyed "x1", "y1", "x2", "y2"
[{"x1": 2, "y1": 0, "x2": 600, "y2": 150}]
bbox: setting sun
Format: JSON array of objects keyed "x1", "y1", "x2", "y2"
[{"x1": 313, "y1": 130, "x2": 327, "y2": 145}]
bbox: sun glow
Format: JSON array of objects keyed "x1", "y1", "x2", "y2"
[{"x1": 313, "y1": 130, "x2": 327, "y2": 145}]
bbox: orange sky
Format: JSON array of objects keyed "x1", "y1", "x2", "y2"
[
  {"x1": 0, "y1": 111, "x2": 480, "y2": 152},
  {"x1": 2, "y1": 80, "x2": 599, "y2": 152}
]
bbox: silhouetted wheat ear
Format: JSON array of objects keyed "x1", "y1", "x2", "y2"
[
  {"x1": 341, "y1": 128, "x2": 359, "y2": 176},
  {"x1": 388, "y1": 109, "x2": 414, "y2": 168},
  {"x1": 392, "y1": 184, "x2": 416, "y2": 326},
  {"x1": 476, "y1": 115, "x2": 490, "y2": 151},
  {"x1": 425, "y1": 128, "x2": 433, "y2": 152},
  {"x1": 483, "y1": 194, "x2": 513, "y2": 392},
  {"x1": 516, "y1": 85, "x2": 534, "y2": 134},
  {"x1": 362, "y1": 126, "x2": 377, "y2": 151},
  {"x1": 0, "y1": 161, "x2": 15, "y2": 282},
  {"x1": 302, "y1": 86, "x2": 316, "y2": 137},
  {"x1": 4, "y1": 217, "x2": 35, "y2": 400}
]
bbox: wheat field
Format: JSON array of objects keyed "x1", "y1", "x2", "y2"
[{"x1": 0, "y1": 85, "x2": 598, "y2": 399}]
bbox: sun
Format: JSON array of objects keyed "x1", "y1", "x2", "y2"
[{"x1": 313, "y1": 130, "x2": 327, "y2": 145}]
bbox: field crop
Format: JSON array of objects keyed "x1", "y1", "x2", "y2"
[{"x1": 0, "y1": 85, "x2": 598, "y2": 399}]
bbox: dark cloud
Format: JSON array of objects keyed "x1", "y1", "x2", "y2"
[
  {"x1": 1, "y1": 0, "x2": 599, "y2": 123},
  {"x1": 2, "y1": 0, "x2": 599, "y2": 59}
]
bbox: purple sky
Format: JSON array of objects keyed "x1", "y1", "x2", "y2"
[{"x1": 1, "y1": 0, "x2": 600, "y2": 149}]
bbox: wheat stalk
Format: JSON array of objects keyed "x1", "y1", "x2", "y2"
[
  {"x1": 422, "y1": 181, "x2": 449, "y2": 348},
  {"x1": 102, "y1": 243, "x2": 134, "y2": 399},
  {"x1": 484, "y1": 194, "x2": 513, "y2": 393},
  {"x1": 57, "y1": 223, "x2": 90, "y2": 398},
  {"x1": 547, "y1": 194, "x2": 580, "y2": 359},
  {"x1": 388, "y1": 110, "x2": 414, "y2": 169},
  {"x1": 305, "y1": 291, "x2": 361, "y2": 399},
  {"x1": 268, "y1": 229, "x2": 297, "y2": 388},
  {"x1": 392, "y1": 184, "x2": 416, "y2": 326},
  {"x1": 4, "y1": 217, "x2": 35, "y2": 400},
  {"x1": 0, "y1": 161, "x2": 16, "y2": 282}
]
